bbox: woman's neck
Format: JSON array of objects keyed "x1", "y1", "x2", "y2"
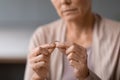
[
  {"x1": 66, "y1": 13, "x2": 95, "y2": 35},
  {"x1": 66, "y1": 13, "x2": 95, "y2": 48}
]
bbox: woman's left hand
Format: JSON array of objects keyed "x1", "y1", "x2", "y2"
[{"x1": 56, "y1": 42, "x2": 89, "y2": 80}]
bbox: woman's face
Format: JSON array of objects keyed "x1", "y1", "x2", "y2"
[{"x1": 51, "y1": 0, "x2": 91, "y2": 21}]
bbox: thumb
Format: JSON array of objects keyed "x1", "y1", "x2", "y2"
[
  {"x1": 56, "y1": 41, "x2": 73, "y2": 54},
  {"x1": 47, "y1": 43, "x2": 56, "y2": 53}
]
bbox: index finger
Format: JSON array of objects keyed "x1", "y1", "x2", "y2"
[
  {"x1": 56, "y1": 41, "x2": 73, "y2": 49},
  {"x1": 30, "y1": 43, "x2": 56, "y2": 58},
  {"x1": 40, "y1": 43, "x2": 56, "y2": 49}
]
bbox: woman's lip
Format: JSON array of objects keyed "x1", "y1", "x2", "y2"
[
  {"x1": 62, "y1": 8, "x2": 77, "y2": 12},
  {"x1": 62, "y1": 8, "x2": 78, "y2": 15}
]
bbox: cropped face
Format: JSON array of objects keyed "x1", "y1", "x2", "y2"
[{"x1": 51, "y1": 0, "x2": 91, "y2": 21}]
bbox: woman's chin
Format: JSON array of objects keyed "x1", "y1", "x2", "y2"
[{"x1": 63, "y1": 15, "x2": 81, "y2": 22}]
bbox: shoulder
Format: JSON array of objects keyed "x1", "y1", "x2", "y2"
[
  {"x1": 97, "y1": 16, "x2": 120, "y2": 39},
  {"x1": 99, "y1": 17, "x2": 120, "y2": 44},
  {"x1": 101, "y1": 17, "x2": 120, "y2": 33},
  {"x1": 95, "y1": 15, "x2": 120, "y2": 44}
]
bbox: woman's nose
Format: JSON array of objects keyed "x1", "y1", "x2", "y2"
[{"x1": 60, "y1": 0, "x2": 71, "y2": 4}]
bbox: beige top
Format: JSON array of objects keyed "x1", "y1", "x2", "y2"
[{"x1": 24, "y1": 15, "x2": 120, "y2": 80}]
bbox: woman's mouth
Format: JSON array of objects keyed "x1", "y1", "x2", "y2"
[{"x1": 62, "y1": 8, "x2": 78, "y2": 15}]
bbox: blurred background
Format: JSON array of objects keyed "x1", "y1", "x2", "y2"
[{"x1": 0, "y1": 0, "x2": 120, "y2": 80}]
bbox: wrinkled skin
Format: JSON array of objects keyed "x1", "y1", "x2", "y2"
[
  {"x1": 56, "y1": 42, "x2": 89, "y2": 79},
  {"x1": 28, "y1": 43, "x2": 56, "y2": 80},
  {"x1": 29, "y1": 42, "x2": 89, "y2": 80}
]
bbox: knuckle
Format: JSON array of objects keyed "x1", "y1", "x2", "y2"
[
  {"x1": 39, "y1": 55, "x2": 48, "y2": 62},
  {"x1": 67, "y1": 54, "x2": 72, "y2": 60},
  {"x1": 72, "y1": 45, "x2": 76, "y2": 49},
  {"x1": 32, "y1": 64, "x2": 36, "y2": 71},
  {"x1": 43, "y1": 50, "x2": 49, "y2": 56},
  {"x1": 32, "y1": 64, "x2": 39, "y2": 72},
  {"x1": 69, "y1": 60, "x2": 73, "y2": 65},
  {"x1": 69, "y1": 53, "x2": 73, "y2": 57},
  {"x1": 66, "y1": 49, "x2": 69, "y2": 54},
  {"x1": 39, "y1": 46, "x2": 44, "y2": 52},
  {"x1": 67, "y1": 55, "x2": 70, "y2": 60}
]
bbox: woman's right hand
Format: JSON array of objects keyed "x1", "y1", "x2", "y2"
[{"x1": 28, "y1": 43, "x2": 56, "y2": 80}]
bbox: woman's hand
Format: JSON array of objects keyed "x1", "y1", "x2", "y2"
[
  {"x1": 28, "y1": 43, "x2": 56, "y2": 80},
  {"x1": 56, "y1": 42, "x2": 89, "y2": 80}
]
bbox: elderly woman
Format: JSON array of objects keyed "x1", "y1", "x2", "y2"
[{"x1": 24, "y1": 0, "x2": 120, "y2": 80}]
